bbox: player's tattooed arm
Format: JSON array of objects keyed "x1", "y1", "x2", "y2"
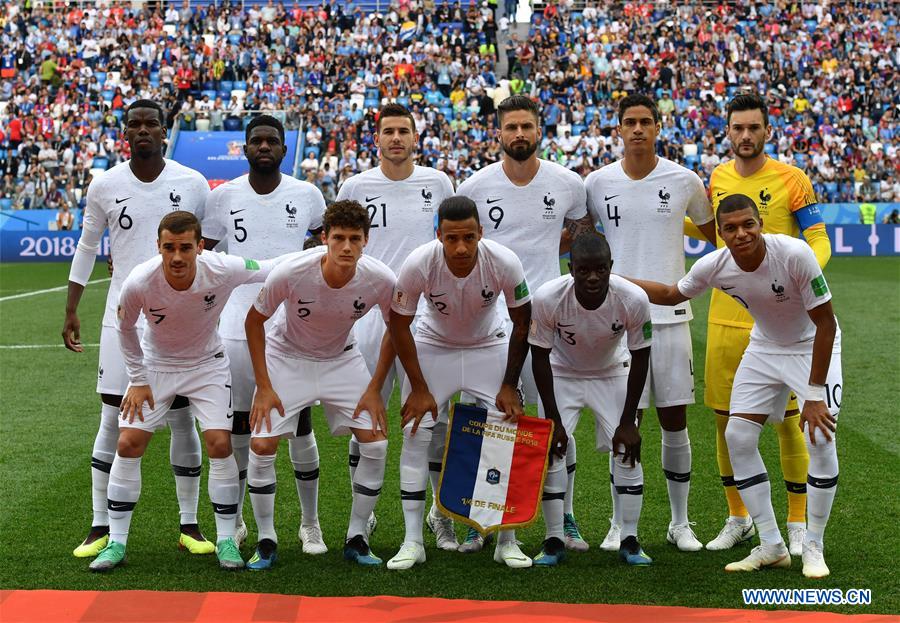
[
  {"x1": 390, "y1": 310, "x2": 438, "y2": 435},
  {"x1": 802, "y1": 300, "x2": 838, "y2": 445},
  {"x1": 626, "y1": 278, "x2": 690, "y2": 306},
  {"x1": 531, "y1": 345, "x2": 567, "y2": 460},
  {"x1": 497, "y1": 302, "x2": 532, "y2": 421},
  {"x1": 560, "y1": 214, "x2": 595, "y2": 255},
  {"x1": 612, "y1": 346, "x2": 649, "y2": 467}
]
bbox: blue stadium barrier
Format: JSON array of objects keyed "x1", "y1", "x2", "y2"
[
  {"x1": 169, "y1": 130, "x2": 298, "y2": 180},
  {"x1": 3, "y1": 225, "x2": 897, "y2": 263},
  {"x1": 1, "y1": 208, "x2": 83, "y2": 231}
]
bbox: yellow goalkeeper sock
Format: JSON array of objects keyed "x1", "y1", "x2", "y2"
[
  {"x1": 775, "y1": 413, "x2": 809, "y2": 524},
  {"x1": 716, "y1": 413, "x2": 749, "y2": 518}
]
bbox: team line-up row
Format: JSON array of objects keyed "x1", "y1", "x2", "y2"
[{"x1": 62, "y1": 93, "x2": 840, "y2": 580}]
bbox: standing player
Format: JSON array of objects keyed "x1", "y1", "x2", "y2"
[
  {"x1": 456, "y1": 95, "x2": 592, "y2": 552},
  {"x1": 530, "y1": 233, "x2": 653, "y2": 567},
  {"x1": 89, "y1": 211, "x2": 278, "y2": 572},
  {"x1": 699, "y1": 93, "x2": 831, "y2": 555},
  {"x1": 386, "y1": 197, "x2": 533, "y2": 570},
  {"x1": 63, "y1": 100, "x2": 213, "y2": 558},
  {"x1": 631, "y1": 194, "x2": 841, "y2": 578},
  {"x1": 335, "y1": 103, "x2": 456, "y2": 550},
  {"x1": 585, "y1": 94, "x2": 716, "y2": 552},
  {"x1": 201, "y1": 115, "x2": 326, "y2": 553},
  {"x1": 243, "y1": 201, "x2": 396, "y2": 569}
]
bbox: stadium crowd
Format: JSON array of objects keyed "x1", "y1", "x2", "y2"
[{"x1": 0, "y1": 0, "x2": 897, "y2": 212}]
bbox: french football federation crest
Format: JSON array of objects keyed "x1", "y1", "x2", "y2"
[
  {"x1": 486, "y1": 468, "x2": 501, "y2": 485},
  {"x1": 170, "y1": 191, "x2": 182, "y2": 207}
]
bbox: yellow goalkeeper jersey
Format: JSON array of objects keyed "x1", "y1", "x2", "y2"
[{"x1": 708, "y1": 157, "x2": 820, "y2": 328}]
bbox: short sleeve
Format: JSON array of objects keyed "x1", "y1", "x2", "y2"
[
  {"x1": 527, "y1": 290, "x2": 555, "y2": 349},
  {"x1": 624, "y1": 289, "x2": 653, "y2": 351},
  {"x1": 308, "y1": 186, "x2": 326, "y2": 230},
  {"x1": 501, "y1": 252, "x2": 531, "y2": 308},
  {"x1": 565, "y1": 171, "x2": 588, "y2": 220},
  {"x1": 583, "y1": 172, "x2": 602, "y2": 227},
  {"x1": 335, "y1": 176, "x2": 353, "y2": 202},
  {"x1": 253, "y1": 262, "x2": 292, "y2": 318},
  {"x1": 791, "y1": 243, "x2": 832, "y2": 310},
  {"x1": 391, "y1": 254, "x2": 426, "y2": 316},
  {"x1": 677, "y1": 252, "x2": 715, "y2": 299},
  {"x1": 685, "y1": 172, "x2": 714, "y2": 226},
  {"x1": 201, "y1": 187, "x2": 226, "y2": 242}
]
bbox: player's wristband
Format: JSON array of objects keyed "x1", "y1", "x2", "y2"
[{"x1": 806, "y1": 384, "x2": 826, "y2": 402}]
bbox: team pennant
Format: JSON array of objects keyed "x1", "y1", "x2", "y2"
[{"x1": 437, "y1": 403, "x2": 553, "y2": 535}]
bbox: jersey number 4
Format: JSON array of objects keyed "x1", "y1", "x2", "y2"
[{"x1": 606, "y1": 203, "x2": 621, "y2": 227}]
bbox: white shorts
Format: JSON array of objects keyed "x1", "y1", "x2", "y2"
[
  {"x1": 120, "y1": 354, "x2": 231, "y2": 433},
  {"x1": 97, "y1": 324, "x2": 133, "y2": 395},
  {"x1": 223, "y1": 337, "x2": 254, "y2": 412},
  {"x1": 639, "y1": 322, "x2": 695, "y2": 409},
  {"x1": 252, "y1": 348, "x2": 374, "y2": 439},
  {"x1": 730, "y1": 349, "x2": 843, "y2": 422},
  {"x1": 538, "y1": 369, "x2": 635, "y2": 453},
  {"x1": 356, "y1": 310, "x2": 415, "y2": 403},
  {"x1": 400, "y1": 341, "x2": 508, "y2": 429}
]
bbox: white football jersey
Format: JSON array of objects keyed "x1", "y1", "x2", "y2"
[
  {"x1": 678, "y1": 234, "x2": 833, "y2": 355},
  {"x1": 529, "y1": 274, "x2": 652, "y2": 378},
  {"x1": 254, "y1": 248, "x2": 396, "y2": 360},
  {"x1": 77, "y1": 159, "x2": 209, "y2": 327},
  {"x1": 392, "y1": 238, "x2": 531, "y2": 348},
  {"x1": 201, "y1": 174, "x2": 325, "y2": 339},
  {"x1": 117, "y1": 251, "x2": 274, "y2": 383},
  {"x1": 456, "y1": 160, "x2": 587, "y2": 292},
  {"x1": 336, "y1": 165, "x2": 454, "y2": 273},
  {"x1": 585, "y1": 157, "x2": 713, "y2": 324}
]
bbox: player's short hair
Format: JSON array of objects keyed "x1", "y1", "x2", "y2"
[
  {"x1": 497, "y1": 95, "x2": 540, "y2": 124},
  {"x1": 569, "y1": 232, "x2": 611, "y2": 264},
  {"x1": 158, "y1": 210, "x2": 202, "y2": 242},
  {"x1": 437, "y1": 196, "x2": 480, "y2": 226},
  {"x1": 617, "y1": 93, "x2": 660, "y2": 124},
  {"x1": 245, "y1": 114, "x2": 285, "y2": 144},
  {"x1": 376, "y1": 103, "x2": 416, "y2": 133},
  {"x1": 124, "y1": 99, "x2": 166, "y2": 127},
  {"x1": 726, "y1": 92, "x2": 769, "y2": 127},
  {"x1": 323, "y1": 200, "x2": 370, "y2": 236},
  {"x1": 716, "y1": 193, "x2": 760, "y2": 224}
]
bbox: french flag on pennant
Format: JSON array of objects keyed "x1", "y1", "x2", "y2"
[{"x1": 438, "y1": 403, "x2": 553, "y2": 534}]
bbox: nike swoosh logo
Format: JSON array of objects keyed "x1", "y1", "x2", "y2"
[
  {"x1": 230, "y1": 209, "x2": 245, "y2": 215},
  {"x1": 115, "y1": 197, "x2": 131, "y2": 204},
  {"x1": 720, "y1": 286, "x2": 735, "y2": 291},
  {"x1": 148, "y1": 307, "x2": 165, "y2": 312},
  {"x1": 109, "y1": 503, "x2": 130, "y2": 511},
  {"x1": 298, "y1": 299, "x2": 315, "y2": 304},
  {"x1": 716, "y1": 191, "x2": 728, "y2": 197},
  {"x1": 604, "y1": 195, "x2": 619, "y2": 201},
  {"x1": 486, "y1": 198, "x2": 502, "y2": 204},
  {"x1": 365, "y1": 195, "x2": 381, "y2": 202},
  {"x1": 226, "y1": 412, "x2": 234, "y2": 419}
]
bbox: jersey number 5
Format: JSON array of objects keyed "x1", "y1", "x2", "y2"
[{"x1": 234, "y1": 218, "x2": 248, "y2": 242}]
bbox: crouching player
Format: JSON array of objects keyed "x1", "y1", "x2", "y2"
[
  {"x1": 243, "y1": 201, "x2": 396, "y2": 569},
  {"x1": 89, "y1": 211, "x2": 280, "y2": 572},
  {"x1": 630, "y1": 194, "x2": 841, "y2": 578},
  {"x1": 530, "y1": 233, "x2": 653, "y2": 566}
]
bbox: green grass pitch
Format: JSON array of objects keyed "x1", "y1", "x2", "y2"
[{"x1": 0, "y1": 258, "x2": 897, "y2": 614}]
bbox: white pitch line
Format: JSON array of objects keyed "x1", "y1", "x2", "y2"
[
  {"x1": 0, "y1": 278, "x2": 111, "y2": 302},
  {"x1": 0, "y1": 343, "x2": 100, "y2": 349}
]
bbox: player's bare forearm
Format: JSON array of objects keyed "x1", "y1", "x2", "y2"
[
  {"x1": 696, "y1": 220, "x2": 717, "y2": 245},
  {"x1": 245, "y1": 307, "x2": 274, "y2": 390},
  {"x1": 389, "y1": 310, "x2": 428, "y2": 391},
  {"x1": 62, "y1": 281, "x2": 86, "y2": 351},
  {"x1": 531, "y1": 346, "x2": 563, "y2": 427},
  {"x1": 560, "y1": 214, "x2": 595, "y2": 255},
  {"x1": 626, "y1": 277, "x2": 689, "y2": 306},
  {"x1": 502, "y1": 303, "x2": 531, "y2": 387},
  {"x1": 808, "y1": 301, "x2": 836, "y2": 386},
  {"x1": 367, "y1": 327, "x2": 396, "y2": 393},
  {"x1": 621, "y1": 347, "x2": 650, "y2": 427}
]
